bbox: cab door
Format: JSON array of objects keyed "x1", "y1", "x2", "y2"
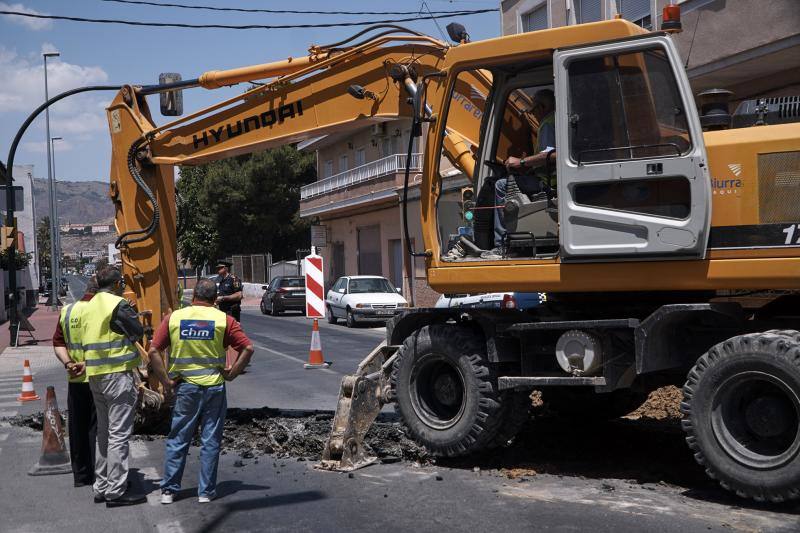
[{"x1": 554, "y1": 35, "x2": 710, "y2": 261}]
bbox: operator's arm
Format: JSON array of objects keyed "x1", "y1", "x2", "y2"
[
  {"x1": 111, "y1": 300, "x2": 145, "y2": 342},
  {"x1": 222, "y1": 316, "x2": 254, "y2": 380}
]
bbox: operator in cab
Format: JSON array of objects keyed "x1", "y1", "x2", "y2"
[
  {"x1": 483, "y1": 88, "x2": 557, "y2": 260},
  {"x1": 214, "y1": 260, "x2": 243, "y2": 322}
]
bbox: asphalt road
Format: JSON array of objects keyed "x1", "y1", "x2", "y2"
[{"x1": 0, "y1": 277, "x2": 797, "y2": 532}]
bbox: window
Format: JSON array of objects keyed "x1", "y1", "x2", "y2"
[
  {"x1": 323, "y1": 160, "x2": 334, "y2": 178},
  {"x1": 339, "y1": 154, "x2": 348, "y2": 172},
  {"x1": 521, "y1": 4, "x2": 548, "y2": 32},
  {"x1": 574, "y1": 176, "x2": 691, "y2": 219},
  {"x1": 568, "y1": 48, "x2": 691, "y2": 164},
  {"x1": 279, "y1": 278, "x2": 304, "y2": 288},
  {"x1": 381, "y1": 138, "x2": 392, "y2": 158},
  {"x1": 268, "y1": 277, "x2": 279, "y2": 289},
  {"x1": 354, "y1": 148, "x2": 366, "y2": 167},
  {"x1": 348, "y1": 277, "x2": 396, "y2": 294},
  {"x1": 575, "y1": 0, "x2": 601, "y2": 23},
  {"x1": 616, "y1": 0, "x2": 651, "y2": 28},
  {"x1": 332, "y1": 278, "x2": 346, "y2": 292}
]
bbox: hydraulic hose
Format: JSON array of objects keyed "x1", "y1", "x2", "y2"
[{"x1": 115, "y1": 136, "x2": 160, "y2": 248}]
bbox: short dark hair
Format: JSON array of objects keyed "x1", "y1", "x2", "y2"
[
  {"x1": 85, "y1": 275, "x2": 99, "y2": 294},
  {"x1": 194, "y1": 278, "x2": 218, "y2": 303},
  {"x1": 96, "y1": 266, "x2": 123, "y2": 289}
]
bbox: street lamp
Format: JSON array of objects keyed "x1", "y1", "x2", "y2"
[
  {"x1": 51, "y1": 136, "x2": 63, "y2": 300},
  {"x1": 26, "y1": 170, "x2": 39, "y2": 295},
  {"x1": 43, "y1": 51, "x2": 60, "y2": 308}
]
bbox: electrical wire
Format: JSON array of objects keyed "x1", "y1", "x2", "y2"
[
  {"x1": 99, "y1": 0, "x2": 491, "y2": 16},
  {"x1": 0, "y1": 9, "x2": 497, "y2": 31}
]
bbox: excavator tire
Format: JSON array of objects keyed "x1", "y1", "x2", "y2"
[
  {"x1": 681, "y1": 333, "x2": 800, "y2": 502},
  {"x1": 391, "y1": 324, "x2": 507, "y2": 457},
  {"x1": 486, "y1": 389, "x2": 532, "y2": 449},
  {"x1": 544, "y1": 387, "x2": 648, "y2": 420}
]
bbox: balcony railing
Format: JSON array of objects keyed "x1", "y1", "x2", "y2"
[{"x1": 301, "y1": 153, "x2": 423, "y2": 201}]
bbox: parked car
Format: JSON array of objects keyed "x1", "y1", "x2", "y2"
[
  {"x1": 435, "y1": 292, "x2": 545, "y2": 310},
  {"x1": 261, "y1": 276, "x2": 306, "y2": 316},
  {"x1": 326, "y1": 275, "x2": 408, "y2": 327}
]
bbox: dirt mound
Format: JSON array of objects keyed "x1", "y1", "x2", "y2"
[
  {"x1": 4, "y1": 413, "x2": 45, "y2": 431},
  {"x1": 626, "y1": 386, "x2": 683, "y2": 420}
]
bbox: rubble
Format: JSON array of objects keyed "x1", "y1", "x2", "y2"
[{"x1": 626, "y1": 386, "x2": 683, "y2": 420}]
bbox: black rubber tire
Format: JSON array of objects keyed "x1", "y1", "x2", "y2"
[
  {"x1": 326, "y1": 306, "x2": 337, "y2": 325},
  {"x1": 346, "y1": 308, "x2": 356, "y2": 328},
  {"x1": 681, "y1": 333, "x2": 800, "y2": 502},
  {"x1": 392, "y1": 325, "x2": 506, "y2": 457},
  {"x1": 263, "y1": 300, "x2": 272, "y2": 315},
  {"x1": 486, "y1": 389, "x2": 532, "y2": 449},
  {"x1": 260, "y1": 301, "x2": 268, "y2": 315},
  {"x1": 545, "y1": 387, "x2": 648, "y2": 419},
  {"x1": 766, "y1": 329, "x2": 800, "y2": 343}
]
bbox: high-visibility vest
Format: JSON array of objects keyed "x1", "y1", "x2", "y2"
[
  {"x1": 168, "y1": 305, "x2": 227, "y2": 386},
  {"x1": 81, "y1": 291, "x2": 140, "y2": 377},
  {"x1": 60, "y1": 300, "x2": 90, "y2": 384}
]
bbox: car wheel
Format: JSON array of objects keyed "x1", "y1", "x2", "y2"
[
  {"x1": 346, "y1": 308, "x2": 356, "y2": 328},
  {"x1": 682, "y1": 333, "x2": 800, "y2": 502},
  {"x1": 272, "y1": 301, "x2": 281, "y2": 316},
  {"x1": 260, "y1": 301, "x2": 268, "y2": 315},
  {"x1": 326, "y1": 305, "x2": 337, "y2": 325}
]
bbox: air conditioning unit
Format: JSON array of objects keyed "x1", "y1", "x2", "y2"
[{"x1": 370, "y1": 122, "x2": 387, "y2": 136}]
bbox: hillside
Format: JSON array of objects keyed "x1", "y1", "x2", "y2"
[{"x1": 34, "y1": 177, "x2": 114, "y2": 226}]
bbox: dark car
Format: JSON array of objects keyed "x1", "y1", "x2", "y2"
[{"x1": 260, "y1": 276, "x2": 306, "y2": 316}]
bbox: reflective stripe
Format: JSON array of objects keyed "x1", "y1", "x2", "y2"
[
  {"x1": 83, "y1": 339, "x2": 133, "y2": 351},
  {"x1": 84, "y1": 351, "x2": 139, "y2": 367},
  {"x1": 66, "y1": 343, "x2": 83, "y2": 351},
  {"x1": 64, "y1": 304, "x2": 75, "y2": 347},
  {"x1": 169, "y1": 368, "x2": 222, "y2": 378},
  {"x1": 171, "y1": 356, "x2": 225, "y2": 365}
]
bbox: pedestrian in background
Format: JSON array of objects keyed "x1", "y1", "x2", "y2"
[
  {"x1": 52, "y1": 276, "x2": 98, "y2": 487},
  {"x1": 149, "y1": 278, "x2": 254, "y2": 504},
  {"x1": 215, "y1": 260, "x2": 243, "y2": 321},
  {"x1": 82, "y1": 266, "x2": 146, "y2": 507}
]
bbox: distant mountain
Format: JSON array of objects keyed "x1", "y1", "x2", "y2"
[{"x1": 33, "y1": 178, "x2": 114, "y2": 226}]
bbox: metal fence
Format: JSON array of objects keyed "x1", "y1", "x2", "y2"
[{"x1": 224, "y1": 254, "x2": 301, "y2": 284}]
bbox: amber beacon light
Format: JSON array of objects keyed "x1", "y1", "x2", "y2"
[{"x1": 661, "y1": 2, "x2": 682, "y2": 32}]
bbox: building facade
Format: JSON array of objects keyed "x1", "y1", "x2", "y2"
[{"x1": 500, "y1": 0, "x2": 800, "y2": 101}]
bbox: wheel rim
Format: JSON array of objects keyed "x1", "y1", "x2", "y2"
[
  {"x1": 409, "y1": 353, "x2": 466, "y2": 430},
  {"x1": 711, "y1": 371, "x2": 800, "y2": 469}
]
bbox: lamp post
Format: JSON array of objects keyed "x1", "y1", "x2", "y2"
[
  {"x1": 43, "y1": 51, "x2": 60, "y2": 308},
  {"x1": 26, "y1": 170, "x2": 39, "y2": 295},
  {"x1": 51, "y1": 136, "x2": 63, "y2": 302}
]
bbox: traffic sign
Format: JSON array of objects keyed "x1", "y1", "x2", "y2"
[{"x1": 304, "y1": 247, "x2": 325, "y2": 319}]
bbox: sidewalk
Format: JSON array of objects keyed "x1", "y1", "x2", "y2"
[{"x1": 0, "y1": 303, "x2": 60, "y2": 354}]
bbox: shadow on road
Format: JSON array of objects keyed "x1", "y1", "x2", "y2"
[{"x1": 198, "y1": 490, "x2": 326, "y2": 532}]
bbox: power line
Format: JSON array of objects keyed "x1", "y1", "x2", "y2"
[
  {"x1": 99, "y1": 0, "x2": 489, "y2": 15},
  {"x1": 0, "y1": 8, "x2": 496, "y2": 30}
]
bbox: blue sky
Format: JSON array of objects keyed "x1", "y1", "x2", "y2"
[{"x1": 0, "y1": 0, "x2": 500, "y2": 182}]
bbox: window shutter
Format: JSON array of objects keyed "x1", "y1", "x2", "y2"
[
  {"x1": 616, "y1": 0, "x2": 651, "y2": 23},
  {"x1": 522, "y1": 4, "x2": 548, "y2": 32},
  {"x1": 576, "y1": 0, "x2": 602, "y2": 23}
]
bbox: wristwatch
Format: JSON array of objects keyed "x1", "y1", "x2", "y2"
[
  {"x1": 520, "y1": 156, "x2": 527, "y2": 167},
  {"x1": 64, "y1": 361, "x2": 72, "y2": 369}
]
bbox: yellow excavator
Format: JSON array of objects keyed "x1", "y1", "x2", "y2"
[{"x1": 7, "y1": 13, "x2": 800, "y2": 503}]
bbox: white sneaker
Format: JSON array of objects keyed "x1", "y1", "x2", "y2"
[
  {"x1": 198, "y1": 495, "x2": 213, "y2": 503},
  {"x1": 160, "y1": 491, "x2": 174, "y2": 504}
]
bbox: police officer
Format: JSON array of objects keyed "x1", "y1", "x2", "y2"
[
  {"x1": 214, "y1": 260, "x2": 243, "y2": 321},
  {"x1": 148, "y1": 278, "x2": 254, "y2": 504}
]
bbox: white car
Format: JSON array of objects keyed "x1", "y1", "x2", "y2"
[
  {"x1": 326, "y1": 275, "x2": 409, "y2": 327},
  {"x1": 436, "y1": 292, "x2": 545, "y2": 310}
]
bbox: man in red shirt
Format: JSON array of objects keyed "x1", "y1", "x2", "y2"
[
  {"x1": 52, "y1": 276, "x2": 99, "y2": 488},
  {"x1": 148, "y1": 278, "x2": 253, "y2": 504}
]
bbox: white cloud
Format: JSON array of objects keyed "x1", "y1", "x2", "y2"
[
  {"x1": 40, "y1": 42, "x2": 59, "y2": 55},
  {"x1": 0, "y1": 45, "x2": 110, "y2": 147},
  {"x1": 21, "y1": 139, "x2": 74, "y2": 154},
  {"x1": 0, "y1": 2, "x2": 53, "y2": 31}
]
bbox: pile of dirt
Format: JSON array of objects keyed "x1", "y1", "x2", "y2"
[
  {"x1": 4, "y1": 413, "x2": 45, "y2": 431},
  {"x1": 221, "y1": 408, "x2": 429, "y2": 463},
  {"x1": 626, "y1": 386, "x2": 683, "y2": 420}
]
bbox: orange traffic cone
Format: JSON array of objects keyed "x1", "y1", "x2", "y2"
[
  {"x1": 17, "y1": 359, "x2": 40, "y2": 402},
  {"x1": 304, "y1": 319, "x2": 330, "y2": 369},
  {"x1": 29, "y1": 386, "x2": 72, "y2": 476}
]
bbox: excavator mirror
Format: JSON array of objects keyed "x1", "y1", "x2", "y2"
[{"x1": 159, "y1": 73, "x2": 184, "y2": 116}]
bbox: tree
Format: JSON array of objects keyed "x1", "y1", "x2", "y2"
[
  {"x1": 0, "y1": 248, "x2": 31, "y2": 270},
  {"x1": 177, "y1": 145, "x2": 316, "y2": 270},
  {"x1": 37, "y1": 216, "x2": 52, "y2": 278}
]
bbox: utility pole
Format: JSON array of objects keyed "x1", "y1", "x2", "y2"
[
  {"x1": 51, "y1": 136, "x2": 63, "y2": 300},
  {"x1": 43, "y1": 51, "x2": 60, "y2": 308}
]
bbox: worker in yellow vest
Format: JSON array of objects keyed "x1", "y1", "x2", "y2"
[
  {"x1": 52, "y1": 276, "x2": 99, "y2": 487},
  {"x1": 82, "y1": 266, "x2": 145, "y2": 507},
  {"x1": 149, "y1": 278, "x2": 254, "y2": 504}
]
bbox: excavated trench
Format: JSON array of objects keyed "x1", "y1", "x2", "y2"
[{"x1": 4, "y1": 386, "x2": 711, "y2": 489}]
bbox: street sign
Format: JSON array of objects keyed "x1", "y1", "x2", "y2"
[
  {"x1": 303, "y1": 247, "x2": 324, "y2": 319},
  {"x1": 311, "y1": 225, "x2": 327, "y2": 248}
]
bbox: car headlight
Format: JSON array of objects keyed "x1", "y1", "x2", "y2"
[{"x1": 396, "y1": 303, "x2": 408, "y2": 308}]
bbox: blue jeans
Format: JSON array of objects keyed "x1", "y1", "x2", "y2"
[{"x1": 161, "y1": 382, "x2": 227, "y2": 498}]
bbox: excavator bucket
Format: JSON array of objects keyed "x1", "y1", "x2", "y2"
[{"x1": 318, "y1": 342, "x2": 399, "y2": 472}]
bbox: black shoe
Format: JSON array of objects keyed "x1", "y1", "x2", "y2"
[
  {"x1": 93, "y1": 494, "x2": 106, "y2": 504},
  {"x1": 105, "y1": 492, "x2": 147, "y2": 507}
]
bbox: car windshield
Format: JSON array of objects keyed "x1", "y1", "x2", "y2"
[
  {"x1": 280, "y1": 278, "x2": 305, "y2": 288},
  {"x1": 349, "y1": 278, "x2": 395, "y2": 294}
]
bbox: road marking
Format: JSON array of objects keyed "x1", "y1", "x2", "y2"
[
  {"x1": 0, "y1": 433, "x2": 9, "y2": 441},
  {"x1": 252, "y1": 342, "x2": 342, "y2": 375},
  {"x1": 130, "y1": 440, "x2": 150, "y2": 459},
  {"x1": 156, "y1": 521, "x2": 186, "y2": 533},
  {"x1": 0, "y1": 410, "x2": 18, "y2": 417},
  {"x1": 0, "y1": 402, "x2": 24, "y2": 408}
]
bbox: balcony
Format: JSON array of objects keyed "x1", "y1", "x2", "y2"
[{"x1": 301, "y1": 153, "x2": 423, "y2": 201}]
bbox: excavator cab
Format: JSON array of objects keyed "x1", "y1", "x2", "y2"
[{"x1": 434, "y1": 33, "x2": 710, "y2": 264}]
